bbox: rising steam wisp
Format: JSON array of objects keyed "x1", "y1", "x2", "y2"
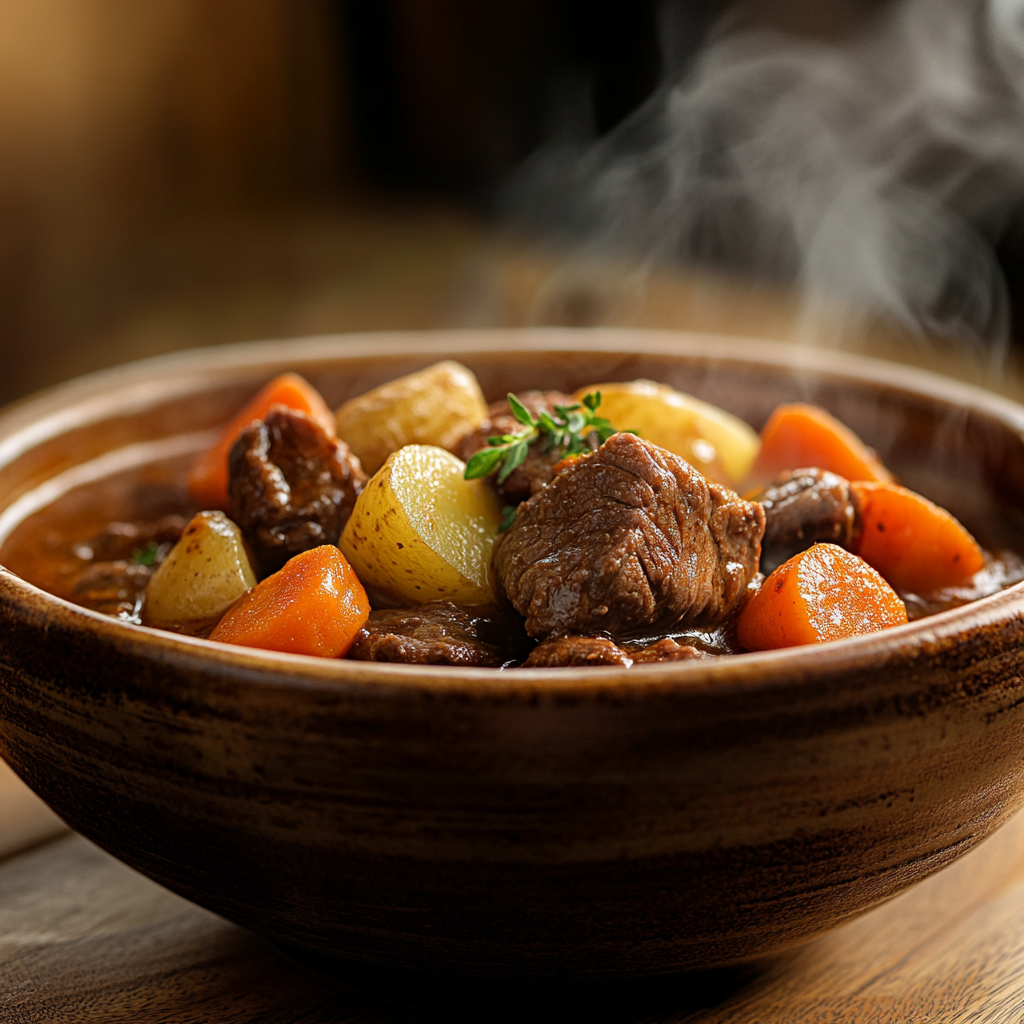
[{"x1": 507, "y1": 0, "x2": 1024, "y2": 367}]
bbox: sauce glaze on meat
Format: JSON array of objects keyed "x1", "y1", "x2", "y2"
[
  {"x1": 494, "y1": 433, "x2": 765, "y2": 639},
  {"x1": 229, "y1": 407, "x2": 366, "y2": 578},
  {"x1": 350, "y1": 601, "x2": 529, "y2": 667},
  {"x1": 755, "y1": 468, "x2": 859, "y2": 575}
]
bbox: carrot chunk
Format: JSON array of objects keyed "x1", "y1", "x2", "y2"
[
  {"x1": 751, "y1": 403, "x2": 892, "y2": 485},
  {"x1": 209, "y1": 545, "x2": 369, "y2": 658},
  {"x1": 188, "y1": 373, "x2": 335, "y2": 510},
  {"x1": 851, "y1": 482, "x2": 985, "y2": 595},
  {"x1": 735, "y1": 543, "x2": 907, "y2": 651}
]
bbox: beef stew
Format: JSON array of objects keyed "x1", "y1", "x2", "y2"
[{"x1": 4, "y1": 360, "x2": 1021, "y2": 667}]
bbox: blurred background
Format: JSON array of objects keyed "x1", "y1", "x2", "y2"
[{"x1": 3, "y1": 0, "x2": 1024, "y2": 408}]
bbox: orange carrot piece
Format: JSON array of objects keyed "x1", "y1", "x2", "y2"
[
  {"x1": 188, "y1": 373, "x2": 335, "y2": 510},
  {"x1": 552, "y1": 453, "x2": 584, "y2": 476},
  {"x1": 209, "y1": 546, "x2": 369, "y2": 658},
  {"x1": 735, "y1": 543, "x2": 907, "y2": 651},
  {"x1": 851, "y1": 482, "x2": 985, "y2": 595},
  {"x1": 751, "y1": 403, "x2": 892, "y2": 485}
]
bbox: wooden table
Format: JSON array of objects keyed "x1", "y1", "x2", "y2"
[{"x1": 2, "y1": 762, "x2": 1024, "y2": 1022}]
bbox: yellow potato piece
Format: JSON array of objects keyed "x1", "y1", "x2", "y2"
[
  {"x1": 335, "y1": 360, "x2": 488, "y2": 475},
  {"x1": 576, "y1": 380, "x2": 761, "y2": 485},
  {"x1": 340, "y1": 445, "x2": 501, "y2": 605},
  {"x1": 142, "y1": 511, "x2": 256, "y2": 628}
]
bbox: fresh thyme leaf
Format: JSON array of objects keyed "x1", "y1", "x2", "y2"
[
  {"x1": 465, "y1": 447, "x2": 505, "y2": 479},
  {"x1": 537, "y1": 410, "x2": 559, "y2": 434},
  {"x1": 497, "y1": 438, "x2": 531, "y2": 483},
  {"x1": 132, "y1": 542, "x2": 160, "y2": 567},
  {"x1": 499, "y1": 504, "x2": 518, "y2": 533},
  {"x1": 591, "y1": 415, "x2": 619, "y2": 443},
  {"x1": 506, "y1": 393, "x2": 535, "y2": 428},
  {"x1": 462, "y1": 390, "x2": 622, "y2": 486}
]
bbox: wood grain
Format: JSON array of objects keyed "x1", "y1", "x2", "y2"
[{"x1": 2, "y1": 813, "x2": 1024, "y2": 1023}]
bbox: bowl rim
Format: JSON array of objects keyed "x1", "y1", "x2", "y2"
[{"x1": 2, "y1": 326, "x2": 1023, "y2": 701}]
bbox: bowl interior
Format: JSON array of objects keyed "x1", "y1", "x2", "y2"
[{"x1": 2, "y1": 330, "x2": 1023, "y2": 608}]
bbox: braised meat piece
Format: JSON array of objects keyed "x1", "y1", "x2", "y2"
[
  {"x1": 630, "y1": 638, "x2": 712, "y2": 663},
  {"x1": 69, "y1": 516, "x2": 186, "y2": 619},
  {"x1": 348, "y1": 601, "x2": 528, "y2": 667},
  {"x1": 756, "y1": 468, "x2": 860, "y2": 574},
  {"x1": 494, "y1": 433, "x2": 764, "y2": 638},
  {"x1": 458, "y1": 390, "x2": 576, "y2": 505},
  {"x1": 524, "y1": 634, "x2": 631, "y2": 667},
  {"x1": 228, "y1": 406, "x2": 366, "y2": 578},
  {"x1": 524, "y1": 634, "x2": 712, "y2": 667},
  {"x1": 72, "y1": 561, "x2": 156, "y2": 619}
]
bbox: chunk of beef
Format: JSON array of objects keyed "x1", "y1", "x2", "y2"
[
  {"x1": 494, "y1": 433, "x2": 764, "y2": 638},
  {"x1": 630, "y1": 638, "x2": 712, "y2": 663},
  {"x1": 524, "y1": 634, "x2": 631, "y2": 667},
  {"x1": 755, "y1": 468, "x2": 859, "y2": 574},
  {"x1": 457, "y1": 390, "x2": 576, "y2": 505},
  {"x1": 72, "y1": 560, "x2": 155, "y2": 619},
  {"x1": 523, "y1": 633, "x2": 713, "y2": 667},
  {"x1": 348, "y1": 601, "x2": 528, "y2": 667},
  {"x1": 69, "y1": 516, "x2": 186, "y2": 619},
  {"x1": 228, "y1": 406, "x2": 366, "y2": 578}
]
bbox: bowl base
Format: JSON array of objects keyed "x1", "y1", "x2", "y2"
[{"x1": 269, "y1": 940, "x2": 780, "y2": 1019}]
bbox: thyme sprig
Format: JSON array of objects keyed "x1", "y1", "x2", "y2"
[{"x1": 464, "y1": 391, "x2": 619, "y2": 485}]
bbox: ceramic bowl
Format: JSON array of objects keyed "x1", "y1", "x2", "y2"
[{"x1": 1, "y1": 330, "x2": 1024, "y2": 981}]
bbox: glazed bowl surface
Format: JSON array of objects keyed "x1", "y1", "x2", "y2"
[{"x1": 1, "y1": 329, "x2": 1024, "y2": 981}]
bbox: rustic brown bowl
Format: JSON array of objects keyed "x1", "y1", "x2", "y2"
[{"x1": 1, "y1": 330, "x2": 1024, "y2": 982}]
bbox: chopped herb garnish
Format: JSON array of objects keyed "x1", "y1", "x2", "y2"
[
  {"x1": 499, "y1": 504, "x2": 518, "y2": 533},
  {"x1": 464, "y1": 391, "x2": 620, "y2": 484},
  {"x1": 132, "y1": 542, "x2": 160, "y2": 567}
]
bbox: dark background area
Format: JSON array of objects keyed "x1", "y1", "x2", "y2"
[
  {"x1": 2, "y1": 0, "x2": 1008, "y2": 408},
  {"x1": 344, "y1": 0, "x2": 890, "y2": 196}
]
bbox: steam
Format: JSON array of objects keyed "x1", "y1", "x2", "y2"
[{"x1": 507, "y1": 0, "x2": 1024, "y2": 365}]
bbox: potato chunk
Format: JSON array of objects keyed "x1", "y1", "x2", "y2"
[
  {"x1": 575, "y1": 380, "x2": 760, "y2": 486},
  {"x1": 142, "y1": 511, "x2": 256, "y2": 629},
  {"x1": 335, "y1": 361, "x2": 488, "y2": 475},
  {"x1": 340, "y1": 445, "x2": 501, "y2": 605}
]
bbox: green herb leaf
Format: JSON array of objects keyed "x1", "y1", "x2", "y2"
[
  {"x1": 465, "y1": 447, "x2": 506, "y2": 479},
  {"x1": 497, "y1": 438, "x2": 531, "y2": 483},
  {"x1": 537, "y1": 410, "x2": 559, "y2": 434},
  {"x1": 564, "y1": 434, "x2": 585, "y2": 456},
  {"x1": 132, "y1": 542, "x2": 160, "y2": 567},
  {"x1": 506, "y1": 393, "x2": 536, "y2": 428},
  {"x1": 462, "y1": 390, "x2": 623, "y2": 487},
  {"x1": 590, "y1": 416, "x2": 619, "y2": 443},
  {"x1": 499, "y1": 505, "x2": 518, "y2": 533}
]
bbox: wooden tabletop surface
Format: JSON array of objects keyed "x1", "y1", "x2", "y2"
[{"x1": 2, "y1": 761, "x2": 1024, "y2": 1023}]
